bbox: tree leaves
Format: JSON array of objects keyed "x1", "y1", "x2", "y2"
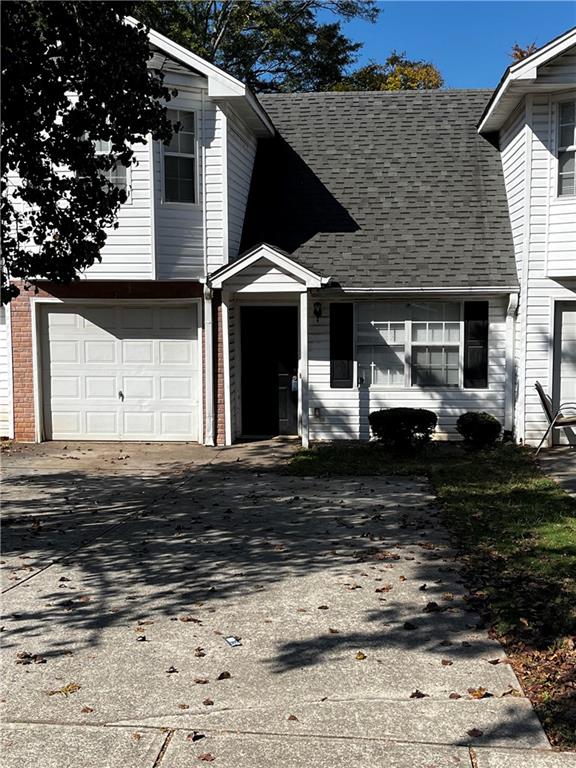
[{"x1": 1, "y1": 1, "x2": 174, "y2": 300}]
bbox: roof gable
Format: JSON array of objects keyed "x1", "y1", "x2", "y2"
[
  {"x1": 479, "y1": 27, "x2": 576, "y2": 134},
  {"x1": 210, "y1": 244, "x2": 326, "y2": 290}
]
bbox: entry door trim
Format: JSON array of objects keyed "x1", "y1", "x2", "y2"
[
  {"x1": 32, "y1": 297, "x2": 202, "y2": 443},
  {"x1": 238, "y1": 302, "x2": 299, "y2": 439},
  {"x1": 552, "y1": 300, "x2": 576, "y2": 446}
]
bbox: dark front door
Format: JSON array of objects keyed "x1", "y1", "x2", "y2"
[{"x1": 241, "y1": 306, "x2": 298, "y2": 436}]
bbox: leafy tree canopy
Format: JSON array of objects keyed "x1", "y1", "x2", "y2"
[
  {"x1": 332, "y1": 52, "x2": 444, "y2": 91},
  {"x1": 135, "y1": 0, "x2": 378, "y2": 92},
  {"x1": 1, "y1": 1, "x2": 174, "y2": 303}
]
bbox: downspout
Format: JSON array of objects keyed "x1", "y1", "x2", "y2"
[
  {"x1": 505, "y1": 292, "x2": 519, "y2": 436},
  {"x1": 204, "y1": 284, "x2": 215, "y2": 447}
]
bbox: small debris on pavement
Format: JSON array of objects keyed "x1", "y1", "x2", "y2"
[{"x1": 225, "y1": 636, "x2": 241, "y2": 647}]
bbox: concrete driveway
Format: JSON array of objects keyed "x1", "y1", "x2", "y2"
[{"x1": 0, "y1": 441, "x2": 570, "y2": 767}]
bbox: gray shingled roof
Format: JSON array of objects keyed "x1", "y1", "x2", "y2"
[{"x1": 240, "y1": 91, "x2": 518, "y2": 289}]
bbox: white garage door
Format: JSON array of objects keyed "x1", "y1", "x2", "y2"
[{"x1": 40, "y1": 304, "x2": 200, "y2": 441}]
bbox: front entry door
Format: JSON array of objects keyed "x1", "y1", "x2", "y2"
[
  {"x1": 553, "y1": 301, "x2": 576, "y2": 445},
  {"x1": 240, "y1": 306, "x2": 298, "y2": 437}
]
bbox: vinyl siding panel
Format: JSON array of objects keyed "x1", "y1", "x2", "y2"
[
  {"x1": 85, "y1": 141, "x2": 153, "y2": 280},
  {"x1": 227, "y1": 112, "x2": 257, "y2": 261}
]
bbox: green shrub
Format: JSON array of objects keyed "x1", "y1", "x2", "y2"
[
  {"x1": 456, "y1": 411, "x2": 502, "y2": 448},
  {"x1": 368, "y1": 408, "x2": 437, "y2": 448}
]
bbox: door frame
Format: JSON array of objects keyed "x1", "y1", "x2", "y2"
[
  {"x1": 32, "y1": 297, "x2": 203, "y2": 443},
  {"x1": 552, "y1": 299, "x2": 576, "y2": 446},
  {"x1": 236, "y1": 300, "x2": 302, "y2": 441}
]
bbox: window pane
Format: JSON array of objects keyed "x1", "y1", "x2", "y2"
[
  {"x1": 373, "y1": 346, "x2": 404, "y2": 386},
  {"x1": 446, "y1": 367, "x2": 459, "y2": 386},
  {"x1": 559, "y1": 172, "x2": 575, "y2": 196},
  {"x1": 176, "y1": 157, "x2": 195, "y2": 180},
  {"x1": 109, "y1": 165, "x2": 127, "y2": 190},
  {"x1": 429, "y1": 348, "x2": 443, "y2": 366},
  {"x1": 180, "y1": 112, "x2": 195, "y2": 133},
  {"x1": 178, "y1": 179, "x2": 196, "y2": 203},
  {"x1": 446, "y1": 348, "x2": 459, "y2": 366},
  {"x1": 412, "y1": 323, "x2": 427, "y2": 342},
  {"x1": 164, "y1": 155, "x2": 179, "y2": 177},
  {"x1": 559, "y1": 151, "x2": 575, "y2": 175},
  {"x1": 357, "y1": 346, "x2": 372, "y2": 386},
  {"x1": 164, "y1": 177, "x2": 179, "y2": 201},
  {"x1": 95, "y1": 139, "x2": 111, "y2": 153},
  {"x1": 430, "y1": 323, "x2": 444, "y2": 342},
  {"x1": 179, "y1": 132, "x2": 195, "y2": 154},
  {"x1": 560, "y1": 101, "x2": 575, "y2": 125},
  {"x1": 560, "y1": 124, "x2": 575, "y2": 149},
  {"x1": 411, "y1": 346, "x2": 459, "y2": 388},
  {"x1": 390, "y1": 322, "x2": 405, "y2": 343}
]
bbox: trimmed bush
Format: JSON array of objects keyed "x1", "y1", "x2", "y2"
[
  {"x1": 456, "y1": 411, "x2": 502, "y2": 448},
  {"x1": 369, "y1": 408, "x2": 437, "y2": 448}
]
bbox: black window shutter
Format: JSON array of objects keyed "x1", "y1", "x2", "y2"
[
  {"x1": 330, "y1": 303, "x2": 354, "y2": 388},
  {"x1": 464, "y1": 302, "x2": 489, "y2": 388}
]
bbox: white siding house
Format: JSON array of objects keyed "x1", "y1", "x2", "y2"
[{"x1": 479, "y1": 30, "x2": 576, "y2": 447}]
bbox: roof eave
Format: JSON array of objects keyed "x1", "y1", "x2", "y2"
[
  {"x1": 478, "y1": 26, "x2": 576, "y2": 135},
  {"x1": 127, "y1": 16, "x2": 274, "y2": 137}
]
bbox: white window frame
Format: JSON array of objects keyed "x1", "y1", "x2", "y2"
[
  {"x1": 557, "y1": 99, "x2": 576, "y2": 199},
  {"x1": 94, "y1": 139, "x2": 132, "y2": 203},
  {"x1": 355, "y1": 301, "x2": 465, "y2": 391},
  {"x1": 161, "y1": 109, "x2": 199, "y2": 207}
]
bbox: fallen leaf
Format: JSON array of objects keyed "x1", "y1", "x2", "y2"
[
  {"x1": 132, "y1": 732, "x2": 142, "y2": 742},
  {"x1": 501, "y1": 687, "x2": 522, "y2": 697},
  {"x1": 467, "y1": 728, "x2": 483, "y2": 738},
  {"x1": 48, "y1": 682, "x2": 80, "y2": 697},
  {"x1": 178, "y1": 704, "x2": 190, "y2": 710},
  {"x1": 202, "y1": 698, "x2": 214, "y2": 706},
  {"x1": 217, "y1": 671, "x2": 231, "y2": 680},
  {"x1": 418, "y1": 584, "x2": 427, "y2": 591},
  {"x1": 317, "y1": 605, "x2": 329, "y2": 610},
  {"x1": 441, "y1": 659, "x2": 453, "y2": 666},
  {"x1": 410, "y1": 689, "x2": 429, "y2": 698},
  {"x1": 448, "y1": 692, "x2": 461, "y2": 699},
  {"x1": 81, "y1": 706, "x2": 94, "y2": 713},
  {"x1": 287, "y1": 714, "x2": 299, "y2": 721},
  {"x1": 375, "y1": 585, "x2": 392, "y2": 593},
  {"x1": 180, "y1": 616, "x2": 202, "y2": 624},
  {"x1": 468, "y1": 687, "x2": 490, "y2": 699},
  {"x1": 194, "y1": 647, "x2": 206, "y2": 658},
  {"x1": 166, "y1": 666, "x2": 179, "y2": 674},
  {"x1": 399, "y1": 576, "x2": 407, "y2": 582},
  {"x1": 355, "y1": 651, "x2": 367, "y2": 661},
  {"x1": 194, "y1": 678, "x2": 209, "y2": 684},
  {"x1": 403, "y1": 622, "x2": 417, "y2": 631},
  {"x1": 198, "y1": 754, "x2": 215, "y2": 762},
  {"x1": 423, "y1": 601, "x2": 441, "y2": 613},
  {"x1": 136, "y1": 635, "x2": 146, "y2": 642},
  {"x1": 328, "y1": 628, "x2": 339, "y2": 634}
]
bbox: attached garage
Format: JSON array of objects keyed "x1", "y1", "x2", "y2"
[{"x1": 39, "y1": 303, "x2": 201, "y2": 441}]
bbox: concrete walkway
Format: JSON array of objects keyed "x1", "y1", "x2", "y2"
[
  {"x1": 1, "y1": 441, "x2": 573, "y2": 767},
  {"x1": 537, "y1": 447, "x2": 576, "y2": 497}
]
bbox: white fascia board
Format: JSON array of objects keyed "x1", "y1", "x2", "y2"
[
  {"x1": 210, "y1": 245, "x2": 323, "y2": 288},
  {"x1": 127, "y1": 17, "x2": 273, "y2": 135},
  {"x1": 479, "y1": 27, "x2": 576, "y2": 134}
]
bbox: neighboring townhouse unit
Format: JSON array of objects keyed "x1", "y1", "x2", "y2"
[
  {"x1": 478, "y1": 28, "x2": 576, "y2": 446},
  {"x1": 1, "y1": 24, "x2": 574, "y2": 448}
]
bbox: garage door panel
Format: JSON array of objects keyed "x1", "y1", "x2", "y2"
[
  {"x1": 85, "y1": 340, "x2": 117, "y2": 363},
  {"x1": 123, "y1": 340, "x2": 154, "y2": 364},
  {"x1": 41, "y1": 304, "x2": 199, "y2": 441}
]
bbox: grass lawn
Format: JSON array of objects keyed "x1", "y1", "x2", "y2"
[{"x1": 289, "y1": 442, "x2": 576, "y2": 749}]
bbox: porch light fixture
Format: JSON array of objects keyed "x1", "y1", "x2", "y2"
[{"x1": 313, "y1": 301, "x2": 322, "y2": 321}]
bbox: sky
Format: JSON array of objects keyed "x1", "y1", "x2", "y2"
[{"x1": 322, "y1": 1, "x2": 576, "y2": 88}]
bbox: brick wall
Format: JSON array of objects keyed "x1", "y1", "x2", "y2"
[{"x1": 9, "y1": 280, "x2": 204, "y2": 442}]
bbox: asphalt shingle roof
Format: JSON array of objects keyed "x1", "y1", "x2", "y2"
[{"x1": 240, "y1": 91, "x2": 518, "y2": 289}]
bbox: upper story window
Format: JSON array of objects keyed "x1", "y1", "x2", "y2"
[
  {"x1": 558, "y1": 100, "x2": 575, "y2": 197},
  {"x1": 164, "y1": 110, "x2": 196, "y2": 204},
  {"x1": 94, "y1": 139, "x2": 128, "y2": 191}
]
